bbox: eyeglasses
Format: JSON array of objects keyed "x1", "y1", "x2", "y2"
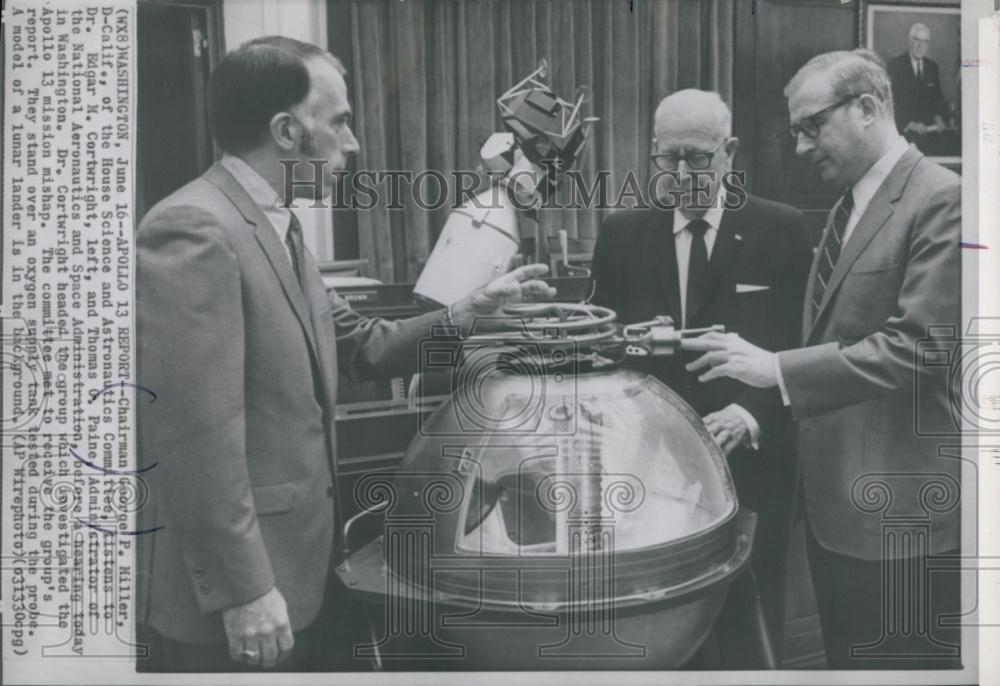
[
  {"x1": 788, "y1": 94, "x2": 862, "y2": 139},
  {"x1": 649, "y1": 140, "x2": 726, "y2": 171}
]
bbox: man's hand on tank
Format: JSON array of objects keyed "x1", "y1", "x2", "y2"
[{"x1": 704, "y1": 406, "x2": 751, "y2": 456}]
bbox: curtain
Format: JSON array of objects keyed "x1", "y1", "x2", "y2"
[{"x1": 340, "y1": 0, "x2": 733, "y2": 283}]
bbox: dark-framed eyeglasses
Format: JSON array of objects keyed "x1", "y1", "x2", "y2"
[
  {"x1": 649, "y1": 140, "x2": 726, "y2": 171},
  {"x1": 788, "y1": 94, "x2": 862, "y2": 139}
]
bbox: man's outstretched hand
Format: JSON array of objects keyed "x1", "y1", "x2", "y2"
[
  {"x1": 681, "y1": 331, "x2": 778, "y2": 388},
  {"x1": 449, "y1": 263, "x2": 557, "y2": 335},
  {"x1": 222, "y1": 586, "x2": 294, "y2": 669}
]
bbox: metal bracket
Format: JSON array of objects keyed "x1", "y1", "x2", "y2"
[{"x1": 623, "y1": 318, "x2": 725, "y2": 357}]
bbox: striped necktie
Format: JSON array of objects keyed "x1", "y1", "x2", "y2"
[{"x1": 812, "y1": 191, "x2": 853, "y2": 316}]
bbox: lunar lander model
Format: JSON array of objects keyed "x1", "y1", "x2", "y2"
[
  {"x1": 336, "y1": 304, "x2": 755, "y2": 670},
  {"x1": 413, "y1": 60, "x2": 597, "y2": 306}
]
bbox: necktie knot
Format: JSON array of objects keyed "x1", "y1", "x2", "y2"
[
  {"x1": 838, "y1": 191, "x2": 854, "y2": 217},
  {"x1": 687, "y1": 218, "x2": 710, "y2": 238}
]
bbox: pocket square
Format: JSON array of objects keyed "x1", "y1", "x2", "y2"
[{"x1": 736, "y1": 283, "x2": 769, "y2": 293}]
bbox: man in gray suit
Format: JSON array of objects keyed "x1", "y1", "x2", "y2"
[
  {"x1": 136, "y1": 36, "x2": 553, "y2": 671},
  {"x1": 683, "y1": 49, "x2": 961, "y2": 669}
]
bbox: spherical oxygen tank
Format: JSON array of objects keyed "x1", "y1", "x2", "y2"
[{"x1": 334, "y1": 303, "x2": 755, "y2": 670}]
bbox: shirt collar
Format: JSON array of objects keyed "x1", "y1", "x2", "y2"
[
  {"x1": 673, "y1": 185, "x2": 727, "y2": 235},
  {"x1": 219, "y1": 153, "x2": 292, "y2": 239},
  {"x1": 849, "y1": 135, "x2": 910, "y2": 216}
]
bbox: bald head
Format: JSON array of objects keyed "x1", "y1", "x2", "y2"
[
  {"x1": 654, "y1": 90, "x2": 732, "y2": 144},
  {"x1": 909, "y1": 22, "x2": 930, "y2": 40},
  {"x1": 650, "y1": 89, "x2": 738, "y2": 219}
]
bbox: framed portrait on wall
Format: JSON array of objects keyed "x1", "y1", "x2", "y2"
[{"x1": 862, "y1": 1, "x2": 961, "y2": 164}]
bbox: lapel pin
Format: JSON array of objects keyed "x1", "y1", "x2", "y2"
[{"x1": 734, "y1": 234, "x2": 743, "y2": 241}]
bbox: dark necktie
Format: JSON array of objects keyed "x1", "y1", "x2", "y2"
[
  {"x1": 287, "y1": 214, "x2": 342, "y2": 545},
  {"x1": 685, "y1": 218, "x2": 710, "y2": 327},
  {"x1": 812, "y1": 191, "x2": 853, "y2": 316},
  {"x1": 285, "y1": 212, "x2": 326, "y2": 412},
  {"x1": 285, "y1": 212, "x2": 308, "y2": 295}
]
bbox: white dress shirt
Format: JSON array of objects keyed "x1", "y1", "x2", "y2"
[
  {"x1": 841, "y1": 135, "x2": 910, "y2": 245},
  {"x1": 219, "y1": 153, "x2": 296, "y2": 265},
  {"x1": 775, "y1": 136, "x2": 910, "y2": 405},
  {"x1": 673, "y1": 193, "x2": 761, "y2": 448}
]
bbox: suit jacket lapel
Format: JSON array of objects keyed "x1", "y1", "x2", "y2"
[
  {"x1": 806, "y1": 145, "x2": 923, "y2": 340},
  {"x1": 801, "y1": 213, "x2": 827, "y2": 340},
  {"x1": 203, "y1": 163, "x2": 321, "y2": 363},
  {"x1": 686, "y1": 209, "x2": 744, "y2": 325},
  {"x1": 643, "y1": 209, "x2": 682, "y2": 324}
]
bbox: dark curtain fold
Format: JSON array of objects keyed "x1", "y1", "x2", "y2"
[{"x1": 341, "y1": 0, "x2": 733, "y2": 283}]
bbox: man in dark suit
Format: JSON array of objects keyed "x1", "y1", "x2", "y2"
[
  {"x1": 590, "y1": 89, "x2": 814, "y2": 666},
  {"x1": 136, "y1": 36, "x2": 554, "y2": 672},
  {"x1": 886, "y1": 23, "x2": 946, "y2": 139},
  {"x1": 684, "y1": 50, "x2": 961, "y2": 669}
]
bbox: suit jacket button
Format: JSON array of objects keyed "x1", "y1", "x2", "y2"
[
  {"x1": 197, "y1": 583, "x2": 210, "y2": 594},
  {"x1": 193, "y1": 567, "x2": 205, "y2": 579}
]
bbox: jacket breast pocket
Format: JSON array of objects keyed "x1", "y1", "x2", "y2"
[
  {"x1": 252, "y1": 483, "x2": 295, "y2": 516},
  {"x1": 727, "y1": 286, "x2": 774, "y2": 335}
]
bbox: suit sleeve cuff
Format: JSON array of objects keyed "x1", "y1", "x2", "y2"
[{"x1": 729, "y1": 403, "x2": 761, "y2": 451}]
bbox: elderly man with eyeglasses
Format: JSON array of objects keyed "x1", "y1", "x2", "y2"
[
  {"x1": 887, "y1": 22, "x2": 948, "y2": 140},
  {"x1": 589, "y1": 89, "x2": 813, "y2": 667},
  {"x1": 682, "y1": 50, "x2": 961, "y2": 670}
]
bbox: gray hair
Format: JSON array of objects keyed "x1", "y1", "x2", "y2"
[
  {"x1": 784, "y1": 49, "x2": 895, "y2": 120},
  {"x1": 909, "y1": 22, "x2": 931, "y2": 39}
]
